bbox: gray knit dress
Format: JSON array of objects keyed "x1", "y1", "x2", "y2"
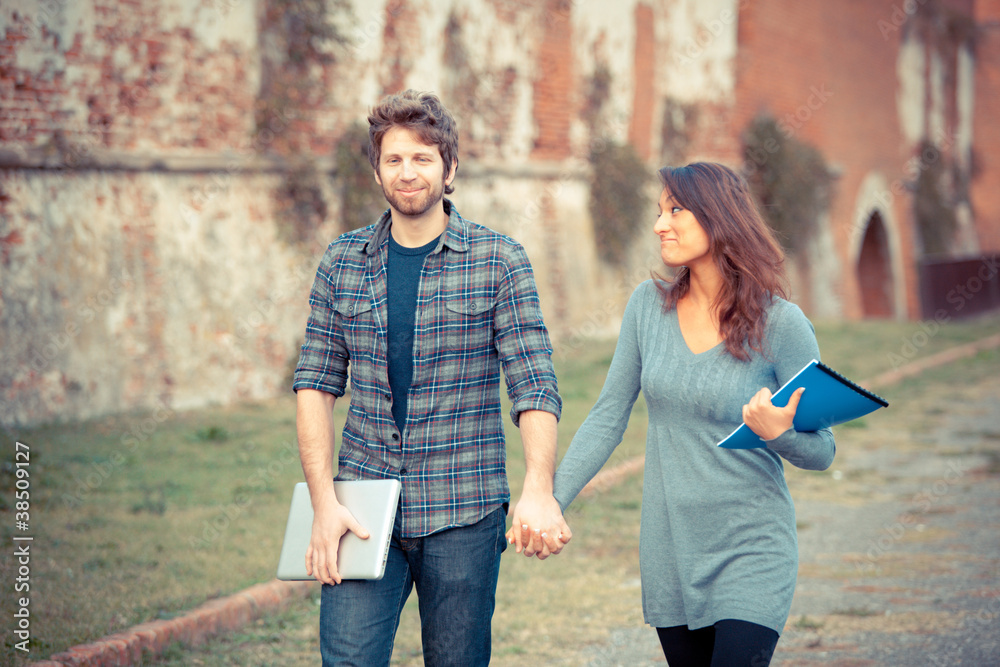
[{"x1": 553, "y1": 280, "x2": 836, "y2": 634}]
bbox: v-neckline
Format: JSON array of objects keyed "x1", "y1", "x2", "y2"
[{"x1": 673, "y1": 309, "x2": 724, "y2": 357}]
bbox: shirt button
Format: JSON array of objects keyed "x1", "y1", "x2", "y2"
[
  {"x1": 470, "y1": 302, "x2": 478, "y2": 312},
  {"x1": 384, "y1": 393, "x2": 391, "y2": 400},
  {"x1": 391, "y1": 433, "x2": 399, "y2": 441},
  {"x1": 348, "y1": 305, "x2": 354, "y2": 313},
  {"x1": 400, "y1": 467, "x2": 408, "y2": 476}
]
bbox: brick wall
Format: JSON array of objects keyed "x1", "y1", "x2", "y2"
[
  {"x1": 733, "y1": 0, "x2": 986, "y2": 320},
  {"x1": 379, "y1": 0, "x2": 421, "y2": 96},
  {"x1": 0, "y1": 0, "x2": 258, "y2": 152},
  {"x1": 627, "y1": 2, "x2": 656, "y2": 162},
  {"x1": 530, "y1": 0, "x2": 574, "y2": 160},
  {"x1": 735, "y1": 0, "x2": 903, "y2": 317}
]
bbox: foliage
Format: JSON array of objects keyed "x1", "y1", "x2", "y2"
[
  {"x1": 257, "y1": 0, "x2": 355, "y2": 244},
  {"x1": 742, "y1": 115, "x2": 833, "y2": 255},
  {"x1": 335, "y1": 121, "x2": 388, "y2": 233},
  {"x1": 194, "y1": 425, "x2": 230, "y2": 442},
  {"x1": 580, "y1": 62, "x2": 652, "y2": 267},
  {"x1": 256, "y1": 0, "x2": 353, "y2": 140},
  {"x1": 274, "y1": 160, "x2": 328, "y2": 245},
  {"x1": 904, "y1": 0, "x2": 977, "y2": 49},
  {"x1": 913, "y1": 139, "x2": 958, "y2": 256},
  {"x1": 266, "y1": 0, "x2": 352, "y2": 67},
  {"x1": 581, "y1": 62, "x2": 613, "y2": 134},
  {"x1": 891, "y1": 0, "x2": 974, "y2": 258},
  {"x1": 660, "y1": 97, "x2": 698, "y2": 167},
  {"x1": 588, "y1": 142, "x2": 651, "y2": 266}
]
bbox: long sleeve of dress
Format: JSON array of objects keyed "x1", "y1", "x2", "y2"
[
  {"x1": 553, "y1": 286, "x2": 645, "y2": 510},
  {"x1": 761, "y1": 301, "x2": 837, "y2": 471}
]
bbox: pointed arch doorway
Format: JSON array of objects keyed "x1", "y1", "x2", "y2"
[{"x1": 856, "y1": 212, "x2": 895, "y2": 318}]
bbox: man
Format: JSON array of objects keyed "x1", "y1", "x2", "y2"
[{"x1": 293, "y1": 89, "x2": 570, "y2": 666}]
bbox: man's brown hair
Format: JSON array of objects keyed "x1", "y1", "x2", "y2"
[{"x1": 367, "y1": 90, "x2": 459, "y2": 195}]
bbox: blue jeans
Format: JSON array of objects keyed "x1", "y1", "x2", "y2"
[{"x1": 319, "y1": 506, "x2": 507, "y2": 666}]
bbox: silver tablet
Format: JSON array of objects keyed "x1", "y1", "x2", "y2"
[{"x1": 276, "y1": 479, "x2": 401, "y2": 581}]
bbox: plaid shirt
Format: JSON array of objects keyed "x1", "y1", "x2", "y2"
[{"x1": 293, "y1": 201, "x2": 562, "y2": 537}]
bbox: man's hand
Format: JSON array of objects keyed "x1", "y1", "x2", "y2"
[
  {"x1": 743, "y1": 386, "x2": 805, "y2": 441},
  {"x1": 506, "y1": 488, "x2": 572, "y2": 560},
  {"x1": 297, "y1": 389, "x2": 369, "y2": 585},
  {"x1": 306, "y1": 501, "x2": 370, "y2": 585},
  {"x1": 508, "y1": 409, "x2": 568, "y2": 559}
]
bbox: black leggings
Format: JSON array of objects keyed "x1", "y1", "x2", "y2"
[{"x1": 656, "y1": 619, "x2": 779, "y2": 667}]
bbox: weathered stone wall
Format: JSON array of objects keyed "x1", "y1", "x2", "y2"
[
  {"x1": 1, "y1": 169, "x2": 320, "y2": 425},
  {"x1": 1, "y1": 0, "x2": 734, "y2": 426},
  {"x1": 0, "y1": 162, "x2": 659, "y2": 427},
  {"x1": 3, "y1": 0, "x2": 997, "y2": 426}
]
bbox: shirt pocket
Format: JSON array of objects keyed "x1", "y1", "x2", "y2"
[
  {"x1": 333, "y1": 298, "x2": 375, "y2": 351},
  {"x1": 334, "y1": 299, "x2": 373, "y2": 318},
  {"x1": 441, "y1": 297, "x2": 495, "y2": 351}
]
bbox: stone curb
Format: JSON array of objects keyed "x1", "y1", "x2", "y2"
[
  {"x1": 579, "y1": 455, "x2": 645, "y2": 498},
  {"x1": 859, "y1": 332, "x2": 1000, "y2": 389},
  {"x1": 29, "y1": 579, "x2": 318, "y2": 666}
]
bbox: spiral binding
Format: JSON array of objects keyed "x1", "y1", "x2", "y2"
[{"x1": 815, "y1": 361, "x2": 889, "y2": 407}]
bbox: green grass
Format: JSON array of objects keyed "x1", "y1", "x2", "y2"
[
  {"x1": 793, "y1": 615, "x2": 825, "y2": 630},
  {"x1": 832, "y1": 607, "x2": 881, "y2": 617},
  {"x1": 810, "y1": 313, "x2": 1000, "y2": 382},
  {"x1": 2, "y1": 312, "x2": 999, "y2": 665}
]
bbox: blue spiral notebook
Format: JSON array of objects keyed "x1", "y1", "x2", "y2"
[{"x1": 718, "y1": 359, "x2": 889, "y2": 449}]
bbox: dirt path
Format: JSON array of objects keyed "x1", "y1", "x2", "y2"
[{"x1": 584, "y1": 367, "x2": 1000, "y2": 666}]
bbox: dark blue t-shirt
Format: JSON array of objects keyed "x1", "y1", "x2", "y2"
[{"x1": 386, "y1": 233, "x2": 439, "y2": 433}]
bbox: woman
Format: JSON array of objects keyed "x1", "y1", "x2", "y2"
[{"x1": 551, "y1": 162, "x2": 835, "y2": 665}]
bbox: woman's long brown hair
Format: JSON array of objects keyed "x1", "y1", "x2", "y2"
[{"x1": 654, "y1": 162, "x2": 788, "y2": 362}]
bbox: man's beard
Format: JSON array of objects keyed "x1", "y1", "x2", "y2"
[{"x1": 382, "y1": 179, "x2": 445, "y2": 218}]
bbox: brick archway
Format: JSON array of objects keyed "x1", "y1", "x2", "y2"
[
  {"x1": 850, "y1": 172, "x2": 907, "y2": 320},
  {"x1": 857, "y1": 211, "x2": 895, "y2": 318}
]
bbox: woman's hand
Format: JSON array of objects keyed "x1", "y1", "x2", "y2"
[
  {"x1": 505, "y1": 490, "x2": 572, "y2": 559},
  {"x1": 742, "y1": 386, "x2": 805, "y2": 441}
]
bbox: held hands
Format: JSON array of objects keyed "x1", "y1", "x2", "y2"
[
  {"x1": 305, "y1": 502, "x2": 369, "y2": 585},
  {"x1": 505, "y1": 488, "x2": 572, "y2": 560},
  {"x1": 742, "y1": 386, "x2": 805, "y2": 441}
]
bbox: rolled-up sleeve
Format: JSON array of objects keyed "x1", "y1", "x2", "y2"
[
  {"x1": 493, "y1": 242, "x2": 562, "y2": 425},
  {"x1": 292, "y1": 251, "x2": 350, "y2": 396}
]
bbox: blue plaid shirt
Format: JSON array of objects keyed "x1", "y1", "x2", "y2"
[{"x1": 293, "y1": 201, "x2": 562, "y2": 537}]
